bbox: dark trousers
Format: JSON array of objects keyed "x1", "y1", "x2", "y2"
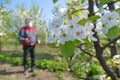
[{"x1": 23, "y1": 46, "x2": 36, "y2": 70}]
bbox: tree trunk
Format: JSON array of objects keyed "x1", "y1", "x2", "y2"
[
  {"x1": 96, "y1": 49, "x2": 118, "y2": 80},
  {"x1": 88, "y1": 0, "x2": 118, "y2": 79}
]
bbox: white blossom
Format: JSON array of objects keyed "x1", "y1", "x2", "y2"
[
  {"x1": 57, "y1": 25, "x2": 71, "y2": 44},
  {"x1": 48, "y1": 16, "x2": 63, "y2": 32},
  {"x1": 58, "y1": 7, "x2": 67, "y2": 16},
  {"x1": 0, "y1": 33, "x2": 4, "y2": 36},
  {"x1": 96, "y1": 20, "x2": 110, "y2": 34},
  {"x1": 67, "y1": 16, "x2": 79, "y2": 26},
  {"x1": 113, "y1": 55, "x2": 120, "y2": 59},
  {"x1": 74, "y1": 25, "x2": 86, "y2": 41},
  {"x1": 47, "y1": 31, "x2": 57, "y2": 43},
  {"x1": 52, "y1": 5, "x2": 67, "y2": 17},
  {"x1": 0, "y1": 32, "x2": 6, "y2": 36},
  {"x1": 99, "y1": 75, "x2": 106, "y2": 80},
  {"x1": 85, "y1": 22, "x2": 97, "y2": 41},
  {"x1": 66, "y1": 17, "x2": 79, "y2": 39},
  {"x1": 101, "y1": 11, "x2": 119, "y2": 29}
]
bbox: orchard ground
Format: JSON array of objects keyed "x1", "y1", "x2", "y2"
[{"x1": 0, "y1": 45, "x2": 78, "y2": 80}]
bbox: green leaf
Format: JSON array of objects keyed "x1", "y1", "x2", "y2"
[
  {"x1": 74, "y1": 39, "x2": 81, "y2": 45},
  {"x1": 78, "y1": 19, "x2": 88, "y2": 26},
  {"x1": 73, "y1": 12, "x2": 81, "y2": 17},
  {"x1": 88, "y1": 15, "x2": 100, "y2": 21},
  {"x1": 106, "y1": 26, "x2": 119, "y2": 40},
  {"x1": 52, "y1": 0, "x2": 58, "y2": 4},
  {"x1": 81, "y1": 0, "x2": 85, "y2": 3},
  {"x1": 115, "y1": 8, "x2": 120, "y2": 13},
  {"x1": 99, "y1": 0, "x2": 111, "y2": 7},
  {"x1": 60, "y1": 41, "x2": 75, "y2": 58}
]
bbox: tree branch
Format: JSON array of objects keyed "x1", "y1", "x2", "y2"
[
  {"x1": 103, "y1": 36, "x2": 120, "y2": 50},
  {"x1": 76, "y1": 44, "x2": 95, "y2": 57}
]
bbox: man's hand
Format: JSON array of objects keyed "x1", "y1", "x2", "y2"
[
  {"x1": 37, "y1": 40, "x2": 41, "y2": 44},
  {"x1": 24, "y1": 38, "x2": 30, "y2": 44}
]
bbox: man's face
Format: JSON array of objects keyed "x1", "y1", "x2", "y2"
[{"x1": 25, "y1": 20, "x2": 33, "y2": 27}]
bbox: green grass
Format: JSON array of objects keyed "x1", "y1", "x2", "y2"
[{"x1": 0, "y1": 49, "x2": 68, "y2": 72}]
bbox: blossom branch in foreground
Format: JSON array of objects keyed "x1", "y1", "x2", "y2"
[{"x1": 77, "y1": 43, "x2": 95, "y2": 57}]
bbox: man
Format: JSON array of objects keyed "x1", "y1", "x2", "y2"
[{"x1": 19, "y1": 18, "x2": 40, "y2": 75}]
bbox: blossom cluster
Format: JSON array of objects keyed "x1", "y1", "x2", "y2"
[
  {"x1": 96, "y1": 10, "x2": 119, "y2": 34},
  {"x1": 47, "y1": 6, "x2": 120, "y2": 44},
  {"x1": 111, "y1": 55, "x2": 120, "y2": 67}
]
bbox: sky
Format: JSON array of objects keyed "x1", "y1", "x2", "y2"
[{"x1": 0, "y1": 0, "x2": 66, "y2": 21}]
